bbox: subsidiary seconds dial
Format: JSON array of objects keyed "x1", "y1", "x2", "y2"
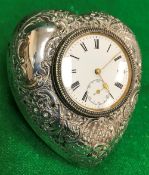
[{"x1": 55, "y1": 30, "x2": 132, "y2": 114}]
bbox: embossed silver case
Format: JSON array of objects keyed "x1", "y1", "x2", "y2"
[{"x1": 8, "y1": 11, "x2": 141, "y2": 166}]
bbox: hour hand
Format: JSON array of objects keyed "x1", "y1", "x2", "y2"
[{"x1": 95, "y1": 68, "x2": 114, "y2": 99}]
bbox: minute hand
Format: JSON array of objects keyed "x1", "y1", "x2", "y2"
[{"x1": 101, "y1": 51, "x2": 121, "y2": 70}]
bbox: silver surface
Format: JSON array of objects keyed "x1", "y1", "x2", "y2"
[{"x1": 8, "y1": 10, "x2": 141, "y2": 166}]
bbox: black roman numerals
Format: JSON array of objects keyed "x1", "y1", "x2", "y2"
[
  {"x1": 70, "y1": 54, "x2": 79, "y2": 60},
  {"x1": 80, "y1": 42, "x2": 88, "y2": 51},
  {"x1": 82, "y1": 91, "x2": 88, "y2": 102},
  {"x1": 107, "y1": 44, "x2": 111, "y2": 52},
  {"x1": 72, "y1": 69, "x2": 76, "y2": 73},
  {"x1": 71, "y1": 81, "x2": 80, "y2": 91},
  {"x1": 94, "y1": 39, "x2": 99, "y2": 49},
  {"x1": 115, "y1": 82, "x2": 123, "y2": 89},
  {"x1": 114, "y1": 55, "x2": 122, "y2": 61}
]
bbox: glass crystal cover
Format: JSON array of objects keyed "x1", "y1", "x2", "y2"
[{"x1": 61, "y1": 33, "x2": 132, "y2": 112}]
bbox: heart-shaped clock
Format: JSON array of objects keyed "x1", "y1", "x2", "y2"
[{"x1": 7, "y1": 10, "x2": 141, "y2": 166}]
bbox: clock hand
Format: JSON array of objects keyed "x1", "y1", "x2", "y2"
[
  {"x1": 95, "y1": 68, "x2": 114, "y2": 99},
  {"x1": 100, "y1": 75, "x2": 114, "y2": 99},
  {"x1": 101, "y1": 51, "x2": 121, "y2": 70},
  {"x1": 109, "y1": 92, "x2": 114, "y2": 99}
]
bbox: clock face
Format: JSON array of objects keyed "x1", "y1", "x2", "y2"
[{"x1": 55, "y1": 29, "x2": 132, "y2": 116}]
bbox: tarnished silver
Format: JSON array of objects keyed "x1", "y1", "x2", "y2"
[{"x1": 7, "y1": 10, "x2": 141, "y2": 166}]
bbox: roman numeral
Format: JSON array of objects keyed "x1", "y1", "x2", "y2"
[
  {"x1": 72, "y1": 69, "x2": 76, "y2": 73},
  {"x1": 71, "y1": 81, "x2": 80, "y2": 91},
  {"x1": 107, "y1": 44, "x2": 111, "y2": 52},
  {"x1": 70, "y1": 55, "x2": 79, "y2": 60},
  {"x1": 80, "y1": 42, "x2": 88, "y2": 51},
  {"x1": 82, "y1": 91, "x2": 88, "y2": 102},
  {"x1": 114, "y1": 55, "x2": 122, "y2": 61},
  {"x1": 115, "y1": 82, "x2": 123, "y2": 89},
  {"x1": 94, "y1": 39, "x2": 99, "y2": 49}
]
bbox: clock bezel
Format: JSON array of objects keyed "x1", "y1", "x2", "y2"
[{"x1": 52, "y1": 27, "x2": 135, "y2": 117}]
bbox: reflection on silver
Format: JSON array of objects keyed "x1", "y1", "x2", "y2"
[{"x1": 20, "y1": 22, "x2": 57, "y2": 82}]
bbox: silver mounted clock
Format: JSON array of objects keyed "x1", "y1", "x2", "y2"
[{"x1": 8, "y1": 10, "x2": 141, "y2": 166}]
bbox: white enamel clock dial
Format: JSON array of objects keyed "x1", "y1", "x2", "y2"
[{"x1": 59, "y1": 32, "x2": 132, "y2": 112}]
